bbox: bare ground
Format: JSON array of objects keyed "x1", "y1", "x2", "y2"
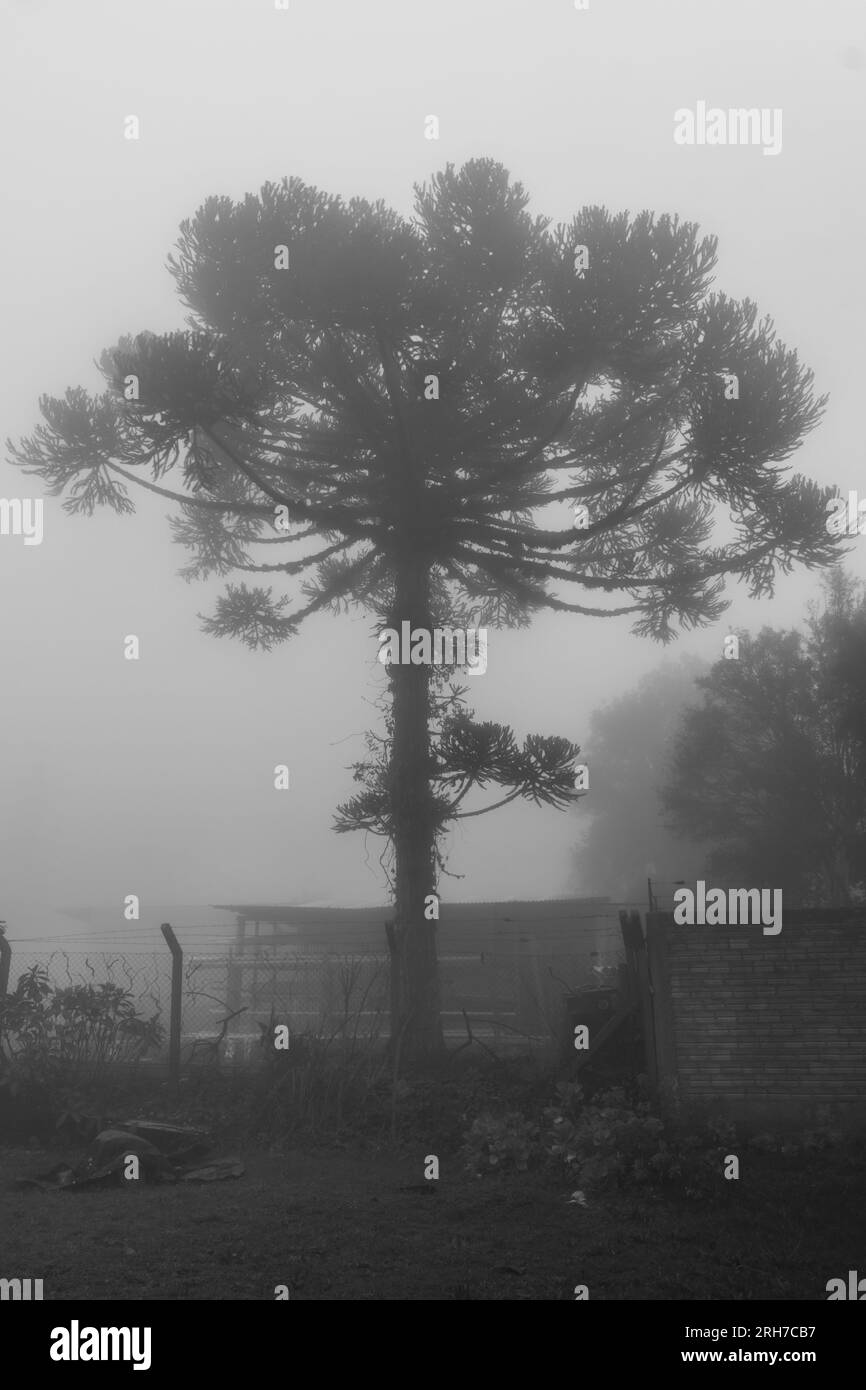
[{"x1": 1, "y1": 1139, "x2": 863, "y2": 1300}]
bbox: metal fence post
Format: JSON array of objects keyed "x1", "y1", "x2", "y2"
[
  {"x1": 0, "y1": 928, "x2": 11, "y2": 1060},
  {"x1": 160, "y1": 923, "x2": 183, "y2": 1084},
  {"x1": 0, "y1": 929, "x2": 11, "y2": 998},
  {"x1": 619, "y1": 909, "x2": 657, "y2": 1087}
]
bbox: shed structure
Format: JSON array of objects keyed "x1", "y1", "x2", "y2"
[{"x1": 211, "y1": 898, "x2": 621, "y2": 1052}]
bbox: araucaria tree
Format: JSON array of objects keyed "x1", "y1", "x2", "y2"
[
  {"x1": 333, "y1": 669, "x2": 584, "y2": 1048},
  {"x1": 9, "y1": 158, "x2": 840, "y2": 1058}
]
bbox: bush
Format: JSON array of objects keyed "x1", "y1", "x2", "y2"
[
  {"x1": 460, "y1": 1079, "x2": 743, "y2": 1199},
  {"x1": 461, "y1": 1110, "x2": 539, "y2": 1174},
  {"x1": 0, "y1": 964, "x2": 164, "y2": 1137},
  {"x1": 542, "y1": 1083, "x2": 665, "y2": 1186},
  {"x1": 542, "y1": 1083, "x2": 747, "y2": 1197}
]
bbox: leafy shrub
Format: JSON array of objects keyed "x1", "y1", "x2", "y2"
[
  {"x1": 459, "y1": 1079, "x2": 743, "y2": 1199},
  {"x1": 542, "y1": 1084, "x2": 745, "y2": 1198},
  {"x1": 0, "y1": 964, "x2": 164, "y2": 1132},
  {"x1": 462, "y1": 1110, "x2": 539, "y2": 1174},
  {"x1": 542, "y1": 1084, "x2": 671, "y2": 1187}
]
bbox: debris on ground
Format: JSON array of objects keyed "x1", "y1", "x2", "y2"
[{"x1": 13, "y1": 1120, "x2": 243, "y2": 1190}]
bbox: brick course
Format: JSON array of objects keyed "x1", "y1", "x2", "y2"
[{"x1": 644, "y1": 909, "x2": 866, "y2": 1120}]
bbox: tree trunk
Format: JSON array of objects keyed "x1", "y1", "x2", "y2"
[{"x1": 386, "y1": 556, "x2": 444, "y2": 1066}]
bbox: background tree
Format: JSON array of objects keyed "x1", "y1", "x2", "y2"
[
  {"x1": 568, "y1": 656, "x2": 709, "y2": 905},
  {"x1": 661, "y1": 569, "x2": 866, "y2": 904},
  {"x1": 8, "y1": 158, "x2": 840, "y2": 1058}
]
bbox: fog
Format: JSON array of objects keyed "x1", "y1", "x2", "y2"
[{"x1": 1, "y1": 0, "x2": 864, "y2": 948}]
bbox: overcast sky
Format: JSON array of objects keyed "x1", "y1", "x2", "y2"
[{"x1": 1, "y1": 0, "x2": 864, "y2": 947}]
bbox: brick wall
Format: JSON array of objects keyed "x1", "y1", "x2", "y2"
[{"x1": 644, "y1": 908, "x2": 866, "y2": 1126}]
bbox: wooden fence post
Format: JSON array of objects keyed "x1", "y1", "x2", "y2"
[{"x1": 160, "y1": 923, "x2": 183, "y2": 1085}]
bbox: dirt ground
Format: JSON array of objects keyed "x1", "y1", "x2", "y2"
[{"x1": 2, "y1": 1139, "x2": 863, "y2": 1300}]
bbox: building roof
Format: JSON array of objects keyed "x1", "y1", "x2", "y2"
[
  {"x1": 214, "y1": 898, "x2": 612, "y2": 926},
  {"x1": 213, "y1": 899, "x2": 619, "y2": 952}
]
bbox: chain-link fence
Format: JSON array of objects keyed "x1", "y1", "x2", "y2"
[
  {"x1": 210, "y1": 938, "x2": 626, "y2": 1059},
  {"x1": 165, "y1": 950, "x2": 383, "y2": 1064},
  {"x1": 0, "y1": 945, "x2": 173, "y2": 1081},
  {"x1": 0, "y1": 920, "x2": 626, "y2": 1070},
  {"x1": 2, "y1": 947, "x2": 169, "y2": 1016}
]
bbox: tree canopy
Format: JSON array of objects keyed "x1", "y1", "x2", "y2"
[
  {"x1": 661, "y1": 570, "x2": 866, "y2": 905},
  {"x1": 9, "y1": 158, "x2": 839, "y2": 648}
]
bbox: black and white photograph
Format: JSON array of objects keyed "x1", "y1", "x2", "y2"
[{"x1": 1, "y1": 0, "x2": 865, "y2": 1351}]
